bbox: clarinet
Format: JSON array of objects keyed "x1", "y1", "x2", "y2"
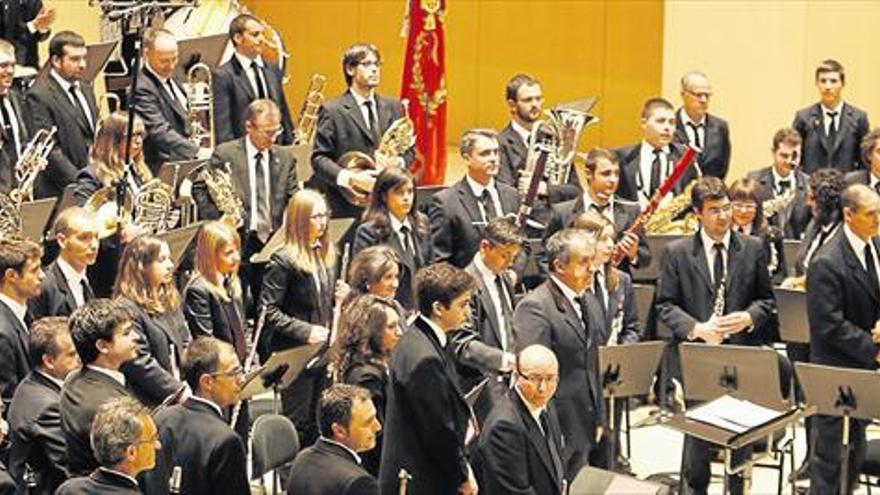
[
  {"x1": 169, "y1": 466, "x2": 182, "y2": 494},
  {"x1": 230, "y1": 306, "x2": 266, "y2": 427},
  {"x1": 398, "y1": 468, "x2": 412, "y2": 495},
  {"x1": 712, "y1": 275, "x2": 726, "y2": 320}
]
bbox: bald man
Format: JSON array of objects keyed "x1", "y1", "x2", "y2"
[
  {"x1": 473, "y1": 345, "x2": 566, "y2": 495},
  {"x1": 673, "y1": 71, "x2": 731, "y2": 179}
]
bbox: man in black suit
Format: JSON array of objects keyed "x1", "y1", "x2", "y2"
[
  {"x1": 27, "y1": 30, "x2": 98, "y2": 198},
  {"x1": 0, "y1": 39, "x2": 31, "y2": 193},
  {"x1": 61, "y1": 299, "x2": 137, "y2": 477},
  {"x1": 746, "y1": 128, "x2": 812, "y2": 240},
  {"x1": 288, "y1": 384, "x2": 381, "y2": 495},
  {"x1": 845, "y1": 128, "x2": 880, "y2": 190},
  {"x1": 0, "y1": 0, "x2": 53, "y2": 69},
  {"x1": 0, "y1": 237, "x2": 43, "y2": 408},
  {"x1": 429, "y1": 128, "x2": 521, "y2": 268},
  {"x1": 8, "y1": 317, "x2": 79, "y2": 494},
  {"x1": 311, "y1": 42, "x2": 414, "y2": 220},
  {"x1": 30, "y1": 207, "x2": 98, "y2": 320},
  {"x1": 144, "y1": 337, "x2": 248, "y2": 495},
  {"x1": 57, "y1": 396, "x2": 158, "y2": 495},
  {"x1": 807, "y1": 184, "x2": 880, "y2": 493},
  {"x1": 473, "y1": 344, "x2": 566, "y2": 495},
  {"x1": 379, "y1": 263, "x2": 478, "y2": 495},
  {"x1": 212, "y1": 13, "x2": 294, "y2": 146},
  {"x1": 790, "y1": 168, "x2": 844, "y2": 278},
  {"x1": 615, "y1": 97, "x2": 697, "y2": 206},
  {"x1": 673, "y1": 71, "x2": 731, "y2": 180},
  {"x1": 793, "y1": 59, "x2": 869, "y2": 174},
  {"x1": 655, "y1": 177, "x2": 775, "y2": 495},
  {"x1": 514, "y1": 228, "x2": 604, "y2": 479},
  {"x1": 135, "y1": 28, "x2": 203, "y2": 173}
]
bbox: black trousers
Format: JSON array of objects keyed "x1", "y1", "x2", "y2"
[
  {"x1": 682, "y1": 436, "x2": 751, "y2": 495},
  {"x1": 810, "y1": 414, "x2": 866, "y2": 494}
]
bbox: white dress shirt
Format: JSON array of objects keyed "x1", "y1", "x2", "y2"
[
  {"x1": 56, "y1": 257, "x2": 89, "y2": 308},
  {"x1": 843, "y1": 224, "x2": 880, "y2": 293},
  {"x1": 420, "y1": 314, "x2": 447, "y2": 348},
  {"x1": 550, "y1": 275, "x2": 583, "y2": 322},
  {"x1": 771, "y1": 167, "x2": 795, "y2": 197},
  {"x1": 350, "y1": 89, "x2": 378, "y2": 132},
  {"x1": 679, "y1": 110, "x2": 706, "y2": 151},
  {"x1": 87, "y1": 364, "x2": 126, "y2": 387},
  {"x1": 0, "y1": 293, "x2": 27, "y2": 330},
  {"x1": 465, "y1": 175, "x2": 503, "y2": 223},
  {"x1": 822, "y1": 101, "x2": 844, "y2": 135},
  {"x1": 50, "y1": 69, "x2": 94, "y2": 130},
  {"x1": 390, "y1": 215, "x2": 413, "y2": 253},
  {"x1": 700, "y1": 229, "x2": 731, "y2": 285},
  {"x1": 244, "y1": 136, "x2": 272, "y2": 233},
  {"x1": 234, "y1": 51, "x2": 267, "y2": 99},
  {"x1": 583, "y1": 193, "x2": 615, "y2": 225},
  {"x1": 637, "y1": 141, "x2": 671, "y2": 206},
  {"x1": 0, "y1": 91, "x2": 21, "y2": 155},
  {"x1": 474, "y1": 255, "x2": 510, "y2": 351},
  {"x1": 510, "y1": 120, "x2": 531, "y2": 145}
]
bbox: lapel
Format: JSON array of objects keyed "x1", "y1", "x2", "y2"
[
  {"x1": 340, "y1": 91, "x2": 375, "y2": 145},
  {"x1": 605, "y1": 282, "x2": 621, "y2": 331},
  {"x1": 831, "y1": 103, "x2": 856, "y2": 155},
  {"x1": 31, "y1": 370, "x2": 62, "y2": 394},
  {"x1": 144, "y1": 68, "x2": 187, "y2": 121},
  {"x1": 469, "y1": 263, "x2": 503, "y2": 347},
  {"x1": 547, "y1": 280, "x2": 588, "y2": 346},
  {"x1": 690, "y1": 233, "x2": 715, "y2": 295},
  {"x1": 7, "y1": 90, "x2": 27, "y2": 141},
  {"x1": 724, "y1": 232, "x2": 745, "y2": 297},
  {"x1": 810, "y1": 104, "x2": 832, "y2": 154},
  {"x1": 513, "y1": 393, "x2": 562, "y2": 490},
  {"x1": 147, "y1": 309, "x2": 184, "y2": 352},
  {"x1": 840, "y1": 232, "x2": 880, "y2": 305},
  {"x1": 50, "y1": 262, "x2": 78, "y2": 313},
  {"x1": 620, "y1": 146, "x2": 641, "y2": 195},
  {"x1": 267, "y1": 146, "x2": 285, "y2": 221},
  {"x1": 228, "y1": 138, "x2": 253, "y2": 213},
  {"x1": 46, "y1": 75, "x2": 93, "y2": 137},
  {"x1": 454, "y1": 179, "x2": 483, "y2": 224},
  {"x1": 674, "y1": 110, "x2": 690, "y2": 145},
  {"x1": 230, "y1": 56, "x2": 257, "y2": 101},
  {"x1": 502, "y1": 124, "x2": 527, "y2": 163},
  {"x1": 388, "y1": 226, "x2": 416, "y2": 270},
  {"x1": 414, "y1": 316, "x2": 469, "y2": 407},
  {"x1": 0, "y1": 299, "x2": 28, "y2": 362}
]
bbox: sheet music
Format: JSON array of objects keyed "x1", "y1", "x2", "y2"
[{"x1": 685, "y1": 395, "x2": 784, "y2": 433}]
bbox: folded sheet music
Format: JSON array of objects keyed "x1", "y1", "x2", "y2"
[{"x1": 685, "y1": 395, "x2": 784, "y2": 433}]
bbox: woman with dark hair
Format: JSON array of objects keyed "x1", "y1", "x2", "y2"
[
  {"x1": 343, "y1": 244, "x2": 407, "y2": 314},
  {"x1": 729, "y1": 178, "x2": 788, "y2": 285},
  {"x1": 352, "y1": 167, "x2": 432, "y2": 310},
  {"x1": 787, "y1": 167, "x2": 844, "y2": 284},
  {"x1": 331, "y1": 293, "x2": 401, "y2": 475}
]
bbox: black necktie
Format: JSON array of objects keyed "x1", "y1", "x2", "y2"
[
  {"x1": 224, "y1": 278, "x2": 248, "y2": 363},
  {"x1": 68, "y1": 84, "x2": 91, "y2": 127},
  {"x1": 650, "y1": 148, "x2": 663, "y2": 193},
  {"x1": 254, "y1": 152, "x2": 271, "y2": 243},
  {"x1": 827, "y1": 111, "x2": 838, "y2": 138},
  {"x1": 874, "y1": 181, "x2": 880, "y2": 197},
  {"x1": 590, "y1": 202, "x2": 609, "y2": 218},
  {"x1": 80, "y1": 278, "x2": 94, "y2": 304},
  {"x1": 364, "y1": 100, "x2": 379, "y2": 142},
  {"x1": 865, "y1": 244, "x2": 879, "y2": 294},
  {"x1": 494, "y1": 275, "x2": 514, "y2": 350},
  {"x1": 480, "y1": 189, "x2": 498, "y2": 221},
  {"x1": 540, "y1": 411, "x2": 565, "y2": 482},
  {"x1": 0, "y1": 95, "x2": 16, "y2": 161},
  {"x1": 400, "y1": 225, "x2": 414, "y2": 258},
  {"x1": 251, "y1": 61, "x2": 267, "y2": 99},
  {"x1": 594, "y1": 274, "x2": 606, "y2": 316},
  {"x1": 713, "y1": 242, "x2": 725, "y2": 291},
  {"x1": 575, "y1": 295, "x2": 591, "y2": 338},
  {"x1": 314, "y1": 253, "x2": 332, "y2": 327},
  {"x1": 687, "y1": 122, "x2": 703, "y2": 149},
  {"x1": 777, "y1": 180, "x2": 791, "y2": 195}
]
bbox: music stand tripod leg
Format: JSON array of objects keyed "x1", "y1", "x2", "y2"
[
  {"x1": 840, "y1": 411, "x2": 851, "y2": 495},
  {"x1": 607, "y1": 391, "x2": 616, "y2": 472}
]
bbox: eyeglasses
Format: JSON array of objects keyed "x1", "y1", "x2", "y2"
[
  {"x1": 704, "y1": 204, "x2": 732, "y2": 216},
  {"x1": 686, "y1": 89, "x2": 712, "y2": 100},
  {"x1": 210, "y1": 366, "x2": 244, "y2": 379},
  {"x1": 519, "y1": 372, "x2": 559, "y2": 386},
  {"x1": 732, "y1": 202, "x2": 758, "y2": 212}
]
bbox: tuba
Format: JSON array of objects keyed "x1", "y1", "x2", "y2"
[
  {"x1": 338, "y1": 99, "x2": 416, "y2": 207},
  {"x1": 183, "y1": 62, "x2": 214, "y2": 150},
  {"x1": 294, "y1": 74, "x2": 325, "y2": 147},
  {"x1": 198, "y1": 162, "x2": 244, "y2": 228}
]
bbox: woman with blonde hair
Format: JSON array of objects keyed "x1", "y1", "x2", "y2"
[{"x1": 114, "y1": 234, "x2": 188, "y2": 406}]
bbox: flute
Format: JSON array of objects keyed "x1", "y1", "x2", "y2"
[{"x1": 230, "y1": 306, "x2": 266, "y2": 427}]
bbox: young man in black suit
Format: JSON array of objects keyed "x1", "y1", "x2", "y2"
[
  {"x1": 514, "y1": 228, "x2": 603, "y2": 480},
  {"x1": 807, "y1": 184, "x2": 880, "y2": 493},
  {"x1": 429, "y1": 128, "x2": 521, "y2": 268},
  {"x1": 212, "y1": 13, "x2": 294, "y2": 146},
  {"x1": 0, "y1": 38, "x2": 31, "y2": 193},
  {"x1": 655, "y1": 177, "x2": 775, "y2": 495},
  {"x1": 30, "y1": 207, "x2": 98, "y2": 320},
  {"x1": 8, "y1": 317, "x2": 79, "y2": 494},
  {"x1": 0, "y1": 0, "x2": 54, "y2": 69},
  {"x1": 845, "y1": 128, "x2": 880, "y2": 190},
  {"x1": 0, "y1": 237, "x2": 43, "y2": 408},
  {"x1": 61, "y1": 299, "x2": 136, "y2": 477},
  {"x1": 615, "y1": 97, "x2": 697, "y2": 207},
  {"x1": 57, "y1": 397, "x2": 158, "y2": 495},
  {"x1": 144, "y1": 337, "x2": 248, "y2": 495},
  {"x1": 310, "y1": 43, "x2": 414, "y2": 220},
  {"x1": 288, "y1": 383, "x2": 381, "y2": 495},
  {"x1": 793, "y1": 59, "x2": 870, "y2": 174},
  {"x1": 379, "y1": 263, "x2": 478, "y2": 495},
  {"x1": 673, "y1": 71, "x2": 731, "y2": 180},
  {"x1": 135, "y1": 28, "x2": 203, "y2": 172},
  {"x1": 473, "y1": 344, "x2": 566, "y2": 495},
  {"x1": 26, "y1": 30, "x2": 98, "y2": 198},
  {"x1": 746, "y1": 128, "x2": 812, "y2": 240}
]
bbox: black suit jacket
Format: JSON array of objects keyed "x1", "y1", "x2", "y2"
[
  {"x1": 182, "y1": 276, "x2": 247, "y2": 360},
  {"x1": 746, "y1": 166, "x2": 811, "y2": 240},
  {"x1": 192, "y1": 137, "x2": 297, "y2": 232},
  {"x1": 60, "y1": 367, "x2": 130, "y2": 477},
  {"x1": 0, "y1": 299, "x2": 30, "y2": 408},
  {"x1": 26, "y1": 73, "x2": 98, "y2": 198},
  {"x1": 807, "y1": 229, "x2": 880, "y2": 369},
  {"x1": 514, "y1": 279, "x2": 604, "y2": 477},
  {"x1": 794, "y1": 219, "x2": 841, "y2": 277},
  {"x1": 144, "y1": 398, "x2": 248, "y2": 495},
  {"x1": 844, "y1": 169, "x2": 880, "y2": 188},
  {"x1": 135, "y1": 67, "x2": 199, "y2": 171},
  {"x1": 793, "y1": 102, "x2": 869, "y2": 173},
  {"x1": 310, "y1": 91, "x2": 415, "y2": 219},
  {"x1": 55, "y1": 468, "x2": 140, "y2": 495},
  {"x1": 212, "y1": 56, "x2": 294, "y2": 146},
  {"x1": 119, "y1": 303, "x2": 186, "y2": 407},
  {"x1": 614, "y1": 142, "x2": 697, "y2": 203},
  {"x1": 588, "y1": 270, "x2": 642, "y2": 345},
  {"x1": 29, "y1": 261, "x2": 93, "y2": 321},
  {"x1": 673, "y1": 110, "x2": 731, "y2": 179},
  {"x1": 7, "y1": 371, "x2": 66, "y2": 495},
  {"x1": 341, "y1": 361, "x2": 387, "y2": 477},
  {"x1": 378, "y1": 316, "x2": 472, "y2": 495},
  {"x1": 473, "y1": 392, "x2": 565, "y2": 495},
  {"x1": 352, "y1": 216, "x2": 432, "y2": 310},
  {"x1": 428, "y1": 178, "x2": 521, "y2": 268},
  {"x1": 497, "y1": 123, "x2": 580, "y2": 207},
  {"x1": 288, "y1": 438, "x2": 379, "y2": 495},
  {"x1": 0, "y1": 0, "x2": 49, "y2": 68},
  {"x1": 0, "y1": 89, "x2": 31, "y2": 192}
]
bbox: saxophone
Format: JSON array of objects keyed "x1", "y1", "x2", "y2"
[
  {"x1": 644, "y1": 179, "x2": 699, "y2": 234},
  {"x1": 763, "y1": 188, "x2": 796, "y2": 219},
  {"x1": 199, "y1": 162, "x2": 244, "y2": 228}
]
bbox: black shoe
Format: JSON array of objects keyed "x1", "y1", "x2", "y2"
[
  {"x1": 613, "y1": 455, "x2": 634, "y2": 475},
  {"x1": 789, "y1": 459, "x2": 810, "y2": 482}
]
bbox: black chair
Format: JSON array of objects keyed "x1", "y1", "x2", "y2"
[{"x1": 251, "y1": 414, "x2": 300, "y2": 495}]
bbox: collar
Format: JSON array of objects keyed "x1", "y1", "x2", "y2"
[
  {"x1": 639, "y1": 140, "x2": 670, "y2": 156},
  {"x1": 389, "y1": 215, "x2": 411, "y2": 235},
  {"x1": 96, "y1": 467, "x2": 139, "y2": 488},
  {"x1": 510, "y1": 120, "x2": 532, "y2": 144},
  {"x1": 35, "y1": 369, "x2": 65, "y2": 390},
  {"x1": 349, "y1": 88, "x2": 376, "y2": 108},
  {"x1": 56, "y1": 257, "x2": 87, "y2": 288},
  {"x1": 419, "y1": 314, "x2": 447, "y2": 347},
  {"x1": 319, "y1": 437, "x2": 362, "y2": 465},
  {"x1": 583, "y1": 191, "x2": 613, "y2": 212},
  {"x1": 700, "y1": 228, "x2": 731, "y2": 252},
  {"x1": 465, "y1": 175, "x2": 495, "y2": 198},
  {"x1": 593, "y1": 269, "x2": 605, "y2": 289},
  {"x1": 514, "y1": 385, "x2": 545, "y2": 424},
  {"x1": 473, "y1": 254, "x2": 498, "y2": 282},
  {"x1": 0, "y1": 293, "x2": 27, "y2": 325},
  {"x1": 844, "y1": 223, "x2": 870, "y2": 260},
  {"x1": 771, "y1": 166, "x2": 794, "y2": 185},
  {"x1": 679, "y1": 109, "x2": 706, "y2": 127},
  {"x1": 189, "y1": 395, "x2": 224, "y2": 418},
  {"x1": 234, "y1": 51, "x2": 264, "y2": 71},
  {"x1": 87, "y1": 364, "x2": 126, "y2": 387},
  {"x1": 144, "y1": 64, "x2": 169, "y2": 85},
  {"x1": 550, "y1": 274, "x2": 582, "y2": 307},
  {"x1": 245, "y1": 136, "x2": 268, "y2": 162},
  {"x1": 49, "y1": 69, "x2": 75, "y2": 92},
  {"x1": 821, "y1": 100, "x2": 844, "y2": 115}
]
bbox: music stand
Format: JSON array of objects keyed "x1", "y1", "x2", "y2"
[
  {"x1": 782, "y1": 240, "x2": 801, "y2": 278},
  {"x1": 173, "y1": 33, "x2": 228, "y2": 80},
  {"x1": 20, "y1": 198, "x2": 56, "y2": 243},
  {"x1": 570, "y1": 466, "x2": 670, "y2": 495},
  {"x1": 774, "y1": 288, "x2": 809, "y2": 344},
  {"x1": 239, "y1": 343, "x2": 323, "y2": 414},
  {"x1": 631, "y1": 235, "x2": 688, "y2": 283},
  {"x1": 84, "y1": 40, "x2": 119, "y2": 83},
  {"x1": 795, "y1": 362, "x2": 880, "y2": 495},
  {"x1": 157, "y1": 222, "x2": 203, "y2": 270},
  {"x1": 599, "y1": 341, "x2": 665, "y2": 470},
  {"x1": 157, "y1": 158, "x2": 210, "y2": 192},
  {"x1": 632, "y1": 284, "x2": 655, "y2": 336}
]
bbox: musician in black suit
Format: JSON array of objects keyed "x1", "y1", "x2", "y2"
[
  {"x1": 655, "y1": 177, "x2": 775, "y2": 495},
  {"x1": 0, "y1": 0, "x2": 53, "y2": 69},
  {"x1": 845, "y1": 128, "x2": 880, "y2": 190},
  {"x1": 793, "y1": 59, "x2": 869, "y2": 174},
  {"x1": 30, "y1": 207, "x2": 98, "y2": 320},
  {"x1": 134, "y1": 28, "x2": 201, "y2": 173},
  {"x1": 61, "y1": 299, "x2": 137, "y2": 477},
  {"x1": 473, "y1": 344, "x2": 566, "y2": 495},
  {"x1": 790, "y1": 168, "x2": 844, "y2": 279},
  {"x1": 212, "y1": 14, "x2": 294, "y2": 146},
  {"x1": 673, "y1": 71, "x2": 731, "y2": 179},
  {"x1": 0, "y1": 238, "x2": 42, "y2": 408},
  {"x1": 353, "y1": 167, "x2": 432, "y2": 310},
  {"x1": 807, "y1": 184, "x2": 880, "y2": 493},
  {"x1": 746, "y1": 128, "x2": 811, "y2": 240},
  {"x1": 7, "y1": 318, "x2": 78, "y2": 494},
  {"x1": 288, "y1": 384, "x2": 381, "y2": 495},
  {"x1": 379, "y1": 263, "x2": 478, "y2": 495},
  {"x1": 615, "y1": 98, "x2": 697, "y2": 206},
  {"x1": 310, "y1": 43, "x2": 414, "y2": 220},
  {"x1": 0, "y1": 39, "x2": 30, "y2": 193},
  {"x1": 429, "y1": 129, "x2": 521, "y2": 269},
  {"x1": 144, "y1": 337, "x2": 248, "y2": 495},
  {"x1": 27, "y1": 31, "x2": 98, "y2": 198},
  {"x1": 57, "y1": 397, "x2": 158, "y2": 495}
]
